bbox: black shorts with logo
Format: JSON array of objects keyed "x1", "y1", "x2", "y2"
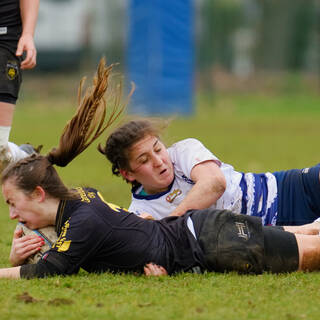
[
  {"x1": 0, "y1": 47, "x2": 22, "y2": 104},
  {"x1": 190, "y1": 209, "x2": 299, "y2": 274}
]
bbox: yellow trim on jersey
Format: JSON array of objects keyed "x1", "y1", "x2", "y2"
[
  {"x1": 97, "y1": 192, "x2": 128, "y2": 213},
  {"x1": 57, "y1": 240, "x2": 71, "y2": 252},
  {"x1": 76, "y1": 187, "x2": 91, "y2": 203},
  {"x1": 53, "y1": 219, "x2": 72, "y2": 252}
]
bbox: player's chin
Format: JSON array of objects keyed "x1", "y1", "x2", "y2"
[
  {"x1": 160, "y1": 170, "x2": 173, "y2": 181},
  {"x1": 24, "y1": 223, "x2": 35, "y2": 229},
  {"x1": 162, "y1": 174, "x2": 174, "y2": 187},
  {"x1": 25, "y1": 222, "x2": 44, "y2": 230},
  {"x1": 158, "y1": 180, "x2": 172, "y2": 191}
]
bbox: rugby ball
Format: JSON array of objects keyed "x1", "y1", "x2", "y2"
[{"x1": 15, "y1": 223, "x2": 58, "y2": 264}]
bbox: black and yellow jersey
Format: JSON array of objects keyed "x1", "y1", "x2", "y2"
[{"x1": 21, "y1": 188, "x2": 204, "y2": 278}]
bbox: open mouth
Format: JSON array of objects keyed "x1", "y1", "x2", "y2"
[{"x1": 160, "y1": 169, "x2": 167, "y2": 175}]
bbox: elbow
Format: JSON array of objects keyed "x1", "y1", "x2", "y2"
[{"x1": 213, "y1": 175, "x2": 226, "y2": 198}]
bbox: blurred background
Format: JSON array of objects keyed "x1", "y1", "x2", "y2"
[{"x1": 21, "y1": 0, "x2": 319, "y2": 116}]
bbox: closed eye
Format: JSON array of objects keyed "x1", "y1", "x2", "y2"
[{"x1": 138, "y1": 156, "x2": 148, "y2": 164}]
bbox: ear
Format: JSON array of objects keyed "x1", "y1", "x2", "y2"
[
  {"x1": 119, "y1": 168, "x2": 136, "y2": 182},
  {"x1": 32, "y1": 186, "x2": 46, "y2": 202}
]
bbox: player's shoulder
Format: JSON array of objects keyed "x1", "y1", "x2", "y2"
[
  {"x1": 171, "y1": 138, "x2": 201, "y2": 147},
  {"x1": 72, "y1": 187, "x2": 106, "y2": 210},
  {"x1": 64, "y1": 188, "x2": 101, "y2": 220},
  {"x1": 169, "y1": 138, "x2": 202, "y2": 152},
  {"x1": 168, "y1": 138, "x2": 205, "y2": 160}
]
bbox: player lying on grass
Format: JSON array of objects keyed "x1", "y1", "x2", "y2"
[
  {"x1": 100, "y1": 119, "x2": 320, "y2": 226},
  {"x1": 2, "y1": 144, "x2": 320, "y2": 279},
  {"x1": 1, "y1": 71, "x2": 320, "y2": 279},
  {"x1": 5, "y1": 175, "x2": 320, "y2": 279}
]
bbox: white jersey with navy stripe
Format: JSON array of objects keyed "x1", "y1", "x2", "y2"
[{"x1": 128, "y1": 138, "x2": 278, "y2": 225}]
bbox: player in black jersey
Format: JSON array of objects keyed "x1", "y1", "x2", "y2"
[
  {"x1": 11, "y1": 184, "x2": 315, "y2": 278},
  {"x1": 0, "y1": 0, "x2": 39, "y2": 169},
  {"x1": 1, "y1": 60, "x2": 320, "y2": 279},
  {"x1": 3, "y1": 171, "x2": 320, "y2": 278}
]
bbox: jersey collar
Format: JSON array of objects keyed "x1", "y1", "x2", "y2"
[{"x1": 131, "y1": 178, "x2": 175, "y2": 200}]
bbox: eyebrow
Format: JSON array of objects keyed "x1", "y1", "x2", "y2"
[
  {"x1": 135, "y1": 139, "x2": 159, "y2": 161},
  {"x1": 153, "y1": 139, "x2": 159, "y2": 148}
]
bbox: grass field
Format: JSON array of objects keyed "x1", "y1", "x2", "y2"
[{"x1": 0, "y1": 76, "x2": 320, "y2": 319}]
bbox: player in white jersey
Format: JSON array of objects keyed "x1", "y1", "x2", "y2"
[
  {"x1": 100, "y1": 119, "x2": 320, "y2": 226},
  {"x1": 124, "y1": 138, "x2": 277, "y2": 224}
]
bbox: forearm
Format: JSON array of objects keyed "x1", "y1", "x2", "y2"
[
  {"x1": 20, "y1": 0, "x2": 40, "y2": 36},
  {"x1": 283, "y1": 222, "x2": 320, "y2": 236},
  {"x1": 0, "y1": 266, "x2": 21, "y2": 279},
  {"x1": 170, "y1": 179, "x2": 225, "y2": 216}
]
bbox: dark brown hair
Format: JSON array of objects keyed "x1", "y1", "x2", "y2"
[
  {"x1": 98, "y1": 118, "x2": 168, "y2": 186},
  {"x1": 1, "y1": 58, "x2": 128, "y2": 199}
]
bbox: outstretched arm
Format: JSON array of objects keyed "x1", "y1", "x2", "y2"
[
  {"x1": 0, "y1": 266, "x2": 21, "y2": 279},
  {"x1": 170, "y1": 160, "x2": 226, "y2": 216},
  {"x1": 283, "y1": 221, "x2": 320, "y2": 236},
  {"x1": 17, "y1": 0, "x2": 40, "y2": 69}
]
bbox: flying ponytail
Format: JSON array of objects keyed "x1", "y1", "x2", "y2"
[{"x1": 1, "y1": 58, "x2": 132, "y2": 199}]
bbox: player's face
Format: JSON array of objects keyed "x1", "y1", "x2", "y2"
[
  {"x1": 2, "y1": 179, "x2": 47, "y2": 229},
  {"x1": 123, "y1": 135, "x2": 174, "y2": 194}
]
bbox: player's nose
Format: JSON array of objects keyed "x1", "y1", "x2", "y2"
[
  {"x1": 152, "y1": 154, "x2": 163, "y2": 167},
  {"x1": 9, "y1": 207, "x2": 18, "y2": 220}
]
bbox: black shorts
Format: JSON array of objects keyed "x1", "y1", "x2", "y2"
[
  {"x1": 263, "y1": 226, "x2": 299, "y2": 273},
  {"x1": 0, "y1": 47, "x2": 22, "y2": 104},
  {"x1": 190, "y1": 209, "x2": 299, "y2": 274}
]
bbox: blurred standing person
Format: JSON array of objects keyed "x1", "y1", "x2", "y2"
[{"x1": 0, "y1": 0, "x2": 39, "y2": 168}]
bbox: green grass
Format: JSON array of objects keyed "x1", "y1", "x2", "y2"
[
  {"x1": 1, "y1": 81, "x2": 320, "y2": 319},
  {"x1": 1, "y1": 272, "x2": 320, "y2": 319}
]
